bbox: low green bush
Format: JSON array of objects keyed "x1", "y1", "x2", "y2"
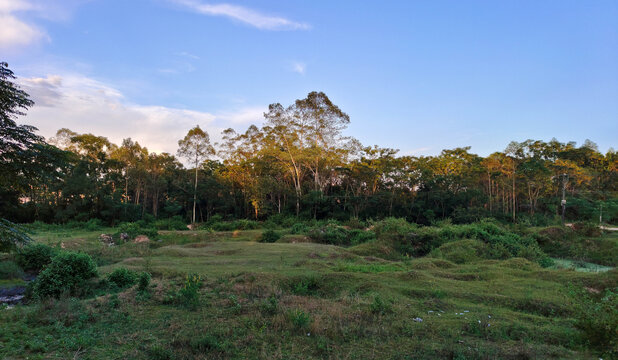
[
  {"x1": 15, "y1": 243, "x2": 58, "y2": 273},
  {"x1": 137, "y1": 272, "x2": 151, "y2": 293},
  {"x1": 369, "y1": 294, "x2": 393, "y2": 315},
  {"x1": 290, "y1": 222, "x2": 309, "y2": 234},
  {"x1": 153, "y1": 216, "x2": 187, "y2": 231},
  {"x1": 289, "y1": 276, "x2": 320, "y2": 296},
  {"x1": 165, "y1": 273, "x2": 202, "y2": 309},
  {"x1": 348, "y1": 229, "x2": 376, "y2": 245},
  {"x1": 259, "y1": 229, "x2": 281, "y2": 243},
  {"x1": 260, "y1": 295, "x2": 278, "y2": 315},
  {"x1": 307, "y1": 224, "x2": 349, "y2": 245},
  {"x1": 29, "y1": 251, "x2": 98, "y2": 299},
  {"x1": 570, "y1": 286, "x2": 617, "y2": 358},
  {"x1": 288, "y1": 309, "x2": 311, "y2": 329},
  {"x1": 107, "y1": 267, "x2": 138, "y2": 288}
]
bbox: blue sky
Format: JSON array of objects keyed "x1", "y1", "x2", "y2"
[{"x1": 2, "y1": 0, "x2": 617, "y2": 155}]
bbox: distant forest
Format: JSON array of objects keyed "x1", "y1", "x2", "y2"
[{"x1": 2, "y1": 63, "x2": 617, "y2": 225}]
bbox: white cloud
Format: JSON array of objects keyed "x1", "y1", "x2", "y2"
[
  {"x1": 292, "y1": 62, "x2": 306, "y2": 75},
  {"x1": 17, "y1": 73, "x2": 265, "y2": 154},
  {"x1": 0, "y1": 0, "x2": 82, "y2": 53},
  {"x1": 172, "y1": 0, "x2": 310, "y2": 30},
  {"x1": 175, "y1": 51, "x2": 200, "y2": 60},
  {"x1": 0, "y1": 10, "x2": 47, "y2": 52}
]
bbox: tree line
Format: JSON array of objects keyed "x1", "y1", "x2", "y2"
[{"x1": 1, "y1": 62, "x2": 616, "y2": 226}]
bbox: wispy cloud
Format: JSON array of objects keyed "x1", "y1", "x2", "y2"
[
  {"x1": 171, "y1": 0, "x2": 310, "y2": 31},
  {"x1": 0, "y1": 0, "x2": 47, "y2": 52},
  {"x1": 291, "y1": 62, "x2": 306, "y2": 75},
  {"x1": 0, "y1": 0, "x2": 83, "y2": 53},
  {"x1": 18, "y1": 72, "x2": 265, "y2": 154},
  {"x1": 175, "y1": 51, "x2": 200, "y2": 60}
]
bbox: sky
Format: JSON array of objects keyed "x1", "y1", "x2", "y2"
[{"x1": 2, "y1": 0, "x2": 617, "y2": 156}]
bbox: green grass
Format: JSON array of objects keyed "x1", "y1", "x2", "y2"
[{"x1": 1, "y1": 226, "x2": 615, "y2": 359}]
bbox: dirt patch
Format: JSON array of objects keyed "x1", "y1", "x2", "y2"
[{"x1": 134, "y1": 235, "x2": 150, "y2": 243}]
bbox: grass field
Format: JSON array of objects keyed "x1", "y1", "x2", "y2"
[{"x1": 0, "y1": 227, "x2": 616, "y2": 359}]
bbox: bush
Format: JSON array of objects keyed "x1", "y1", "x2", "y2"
[
  {"x1": 107, "y1": 267, "x2": 138, "y2": 288},
  {"x1": 15, "y1": 243, "x2": 58, "y2": 273},
  {"x1": 165, "y1": 273, "x2": 202, "y2": 309},
  {"x1": 290, "y1": 222, "x2": 309, "y2": 234},
  {"x1": 571, "y1": 286, "x2": 617, "y2": 358},
  {"x1": 190, "y1": 334, "x2": 223, "y2": 352},
  {"x1": 29, "y1": 251, "x2": 98, "y2": 299},
  {"x1": 342, "y1": 218, "x2": 368, "y2": 229},
  {"x1": 307, "y1": 224, "x2": 350, "y2": 245},
  {"x1": 289, "y1": 276, "x2": 320, "y2": 296},
  {"x1": 153, "y1": 216, "x2": 187, "y2": 231},
  {"x1": 260, "y1": 295, "x2": 278, "y2": 315},
  {"x1": 138, "y1": 272, "x2": 151, "y2": 292},
  {"x1": 369, "y1": 294, "x2": 393, "y2": 315},
  {"x1": 0, "y1": 260, "x2": 24, "y2": 280},
  {"x1": 289, "y1": 309, "x2": 311, "y2": 329},
  {"x1": 259, "y1": 229, "x2": 281, "y2": 243},
  {"x1": 348, "y1": 229, "x2": 376, "y2": 245},
  {"x1": 84, "y1": 218, "x2": 103, "y2": 231},
  {"x1": 264, "y1": 214, "x2": 297, "y2": 229},
  {"x1": 431, "y1": 239, "x2": 487, "y2": 264}
]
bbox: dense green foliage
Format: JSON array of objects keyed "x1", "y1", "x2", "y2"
[
  {"x1": 15, "y1": 243, "x2": 58, "y2": 272},
  {"x1": 259, "y1": 229, "x2": 281, "y2": 243},
  {"x1": 29, "y1": 251, "x2": 98, "y2": 299},
  {"x1": 0, "y1": 63, "x2": 614, "y2": 228},
  {"x1": 107, "y1": 267, "x2": 138, "y2": 288}
]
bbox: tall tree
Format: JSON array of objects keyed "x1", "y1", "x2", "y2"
[{"x1": 177, "y1": 126, "x2": 215, "y2": 224}]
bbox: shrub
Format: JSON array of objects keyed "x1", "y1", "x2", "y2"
[
  {"x1": 370, "y1": 294, "x2": 393, "y2": 315},
  {"x1": 570, "y1": 286, "x2": 617, "y2": 358},
  {"x1": 84, "y1": 218, "x2": 103, "y2": 231},
  {"x1": 138, "y1": 272, "x2": 151, "y2": 292},
  {"x1": 307, "y1": 224, "x2": 350, "y2": 245},
  {"x1": 153, "y1": 216, "x2": 187, "y2": 230},
  {"x1": 264, "y1": 214, "x2": 296, "y2": 229},
  {"x1": 165, "y1": 273, "x2": 202, "y2": 309},
  {"x1": 190, "y1": 334, "x2": 223, "y2": 352},
  {"x1": 290, "y1": 222, "x2": 309, "y2": 234},
  {"x1": 431, "y1": 239, "x2": 487, "y2": 264},
  {"x1": 107, "y1": 267, "x2": 138, "y2": 288},
  {"x1": 0, "y1": 260, "x2": 24, "y2": 280},
  {"x1": 342, "y1": 218, "x2": 368, "y2": 229},
  {"x1": 259, "y1": 229, "x2": 281, "y2": 243},
  {"x1": 289, "y1": 276, "x2": 320, "y2": 296},
  {"x1": 15, "y1": 243, "x2": 58, "y2": 273},
  {"x1": 260, "y1": 295, "x2": 278, "y2": 315},
  {"x1": 289, "y1": 309, "x2": 311, "y2": 329},
  {"x1": 348, "y1": 229, "x2": 376, "y2": 245},
  {"x1": 29, "y1": 251, "x2": 98, "y2": 299}
]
